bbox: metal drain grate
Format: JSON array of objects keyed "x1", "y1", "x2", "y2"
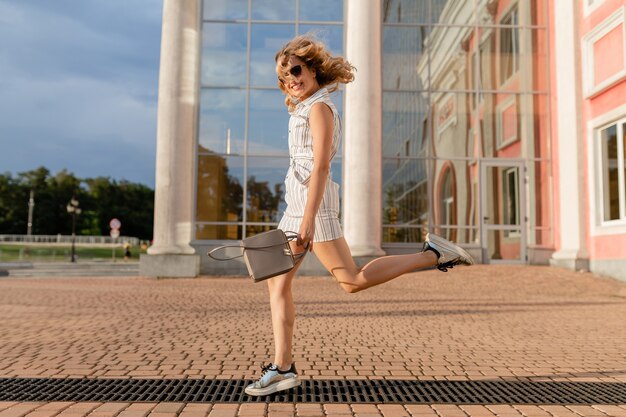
[{"x1": 0, "y1": 378, "x2": 625, "y2": 404}]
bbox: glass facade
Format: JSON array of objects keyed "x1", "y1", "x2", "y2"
[
  {"x1": 197, "y1": 0, "x2": 553, "y2": 259},
  {"x1": 196, "y1": 0, "x2": 344, "y2": 240},
  {"x1": 381, "y1": 0, "x2": 552, "y2": 256}
]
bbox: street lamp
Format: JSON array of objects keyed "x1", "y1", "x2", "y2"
[{"x1": 66, "y1": 197, "x2": 81, "y2": 263}]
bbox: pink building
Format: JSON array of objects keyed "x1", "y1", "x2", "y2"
[{"x1": 550, "y1": 0, "x2": 626, "y2": 279}]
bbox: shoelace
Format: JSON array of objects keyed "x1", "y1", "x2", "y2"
[
  {"x1": 260, "y1": 363, "x2": 275, "y2": 376},
  {"x1": 436, "y1": 258, "x2": 464, "y2": 272}
]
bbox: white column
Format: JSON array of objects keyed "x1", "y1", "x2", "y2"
[
  {"x1": 147, "y1": 0, "x2": 199, "y2": 257},
  {"x1": 550, "y1": 0, "x2": 588, "y2": 270},
  {"x1": 343, "y1": 0, "x2": 385, "y2": 256}
]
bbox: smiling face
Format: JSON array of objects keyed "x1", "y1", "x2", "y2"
[{"x1": 278, "y1": 56, "x2": 320, "y2": 101}]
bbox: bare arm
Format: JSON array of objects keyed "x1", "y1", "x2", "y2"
[{"x1": 297, "y1": 102, "x2": 334, "y2": 250}]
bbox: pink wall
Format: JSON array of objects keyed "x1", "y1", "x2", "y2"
[{"x1": 580, "y1": 0, "x2": 626, "y2": 260}]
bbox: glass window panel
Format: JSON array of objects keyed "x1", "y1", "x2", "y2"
[
  {"x1": 486, "y1": 229, "x2": 522, "y2": 261},
  {"x1": 431, "y1": 159, "x2": 476, "y2": 231},
  {"x1": 300, "y1": 0, "x2": 343, "y2": 22},
  {"x1": 383, "y1": 0, "x2": 430, "y2": 24},
  {"x1": 249, "y1": 89, "x2": 290, "y2": 155},
  {"x1": 251, "y1": 0, "x2": 295, "y2": 21},
  {"x1": 431, "y1": 1, "x2": 475, "y2": 25},
  {"x1": 601, "y1": 124, "x2": 620, "y2": 221},
  {"x1": 477, "y1": 28, "x2": 548, "y2": 92},
  {"x1": 250, "y1": 24, "x2": 295, "y2": 87},
  {"x1": 383, "y1": 226, "x2": 426, "y2": 243},
  {"x1": 246, "y1": 157, "x2": 289, "y2": 226},
  {"x1": 202, "y1": 23, "x2": 247, "y2": 86},
  {"x1": 203, "y1": 0, "x2": 248, "y2": 20},
  {"x1": 383, "y1": 26, "x2": 428, "y2": 90},
  {"x1": 429, "y1": 93, "x2": 473, "y2": 159},
  {"x1": 477, "y1": 0, "x2": 546, "y2": 27},
  {"x1": 479, "y1": 93, "x2": 547, "y2": 159},
  {"x1": 623, "y1": 123, "x2": 626, "y2": 215},
  {"x1": 197, "y1": 224, "x2": 243, "y2": 240},
  {"x1": 481, "y1": 164, "x2": 522, "y2": 229},
  {"x1": 428, "y1": 26, "x2": 476, "y2": 91},
  {"x1": 198, "y1": 89, "x2": 246, "y2": 155},
  {"x1": 383, "y1": 92, "x2": 430, "y2": 158},
  {"x1": 196, "y1": 155, "x2": 244, "y2": 223},
  {"x1": 299, "y1": 25, "x2": 344, "y2": 55},
  {"x1": 382, "y1": 158, "x2": 429, "y2": 243},
  {"x1": 428, "y1": 226, "x2": 477, "y2": 245}
]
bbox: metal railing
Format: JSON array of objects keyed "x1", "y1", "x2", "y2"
[{"x1": 0, "y1": 235, "x2": 142, "y2": 246}]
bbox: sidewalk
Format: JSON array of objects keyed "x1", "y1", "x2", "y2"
[{"x1": 1, "y1": 265, "x2": 625, "y2": 416}]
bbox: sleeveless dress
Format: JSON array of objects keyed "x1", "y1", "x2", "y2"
[{"x1": 277, "y1": 87, "x2": 343, "y2": 242}]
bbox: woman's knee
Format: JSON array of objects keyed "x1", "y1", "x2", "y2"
[{"x1": 339, "y1": 282, "x2": 363, "y2": 294}]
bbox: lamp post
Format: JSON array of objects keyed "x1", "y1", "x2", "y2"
[
  {"x1": 27, "y1": 190, "x2": 35, "y2": 235},
  {"x1": 66, "y1": 197, "x2": 81, "y2": 263}
]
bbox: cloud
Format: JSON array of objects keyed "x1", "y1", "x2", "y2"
[{"x1": 0, "y1": 0, "x2": 162, "y2": 186}]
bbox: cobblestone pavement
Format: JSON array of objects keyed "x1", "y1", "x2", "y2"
[{"x1": 1, "y1": 265, "x2": 626, "y2": 416}]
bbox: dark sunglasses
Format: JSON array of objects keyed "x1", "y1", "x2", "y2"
[{"x1": 278, "y1": 64, "x2": 303, "y2": 83}]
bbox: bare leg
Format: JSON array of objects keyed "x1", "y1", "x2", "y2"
[
  {"x1": 313, "y1": 237, "x2": 437, "y2": 293},
  {"x1": 266, "y1": 240, "x2": 304, "y2": 369}
]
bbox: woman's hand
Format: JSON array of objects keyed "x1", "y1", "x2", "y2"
[{"x1": 297, "y1": 217, "x2": 315, "y2": 252}]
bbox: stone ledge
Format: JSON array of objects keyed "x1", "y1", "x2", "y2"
[{"x1": 139, "y1": 254, "x2": 200, "y2": 278}]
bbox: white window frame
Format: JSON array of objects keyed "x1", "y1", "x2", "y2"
[
  {"x1": 582, "y1": 6, "x2": 626, "y2": 98},
  {"x1": 496, "y1": 95, "x2": 518, "y2": 149},
  {"x1": 498, "y1": 4, "x2": 520, "y2": 87},
  {"x1": 583, "y1": 0, "x2": 607, "y2": 17},
  {"x1": 588, "y1": 104, "x2": 626, "y2": 235}
]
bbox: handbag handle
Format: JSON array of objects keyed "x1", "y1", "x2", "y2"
[{"x1": 207, "y1": 231, "x2": 307, "y2": 261}]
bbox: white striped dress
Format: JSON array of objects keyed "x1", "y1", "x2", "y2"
[{"x1": 277, "y1": 87, "x2": 343, "y2": 242}]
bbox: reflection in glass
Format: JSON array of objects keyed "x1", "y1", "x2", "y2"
[
  {"x1": 197, "y1": 224, "x2": 243, "y2": 240},
  {"x1": 196, "y1": 155, "x2": 244, "y2": 225},
  {"x1": 383, "y1": 92, "x2": 429, "y2": 158},
  {"x1": 249, "y1": 90, "x2": 290, "y2": 154},
  {"x1": 300, "y1": 0, "x2": 343, "y2": 22},
  {"x1": 383, "y1": 26, "x2": 428, "y2": 90},
  {"x1": 250, "y1": 24, "x2": 296, "y2": 86},
  {"x1": 383, "y1": 0, "x2": 429, "y2": 24},
  {"x1": 382, "y1": 158, "x2": 428, "y2": 243},
  {"x1": 482, "y1": 165, "x2": 522, "y2": 232},
  {"x1": 202, "y1": 23, "x2": 247, "y2": 87},
  {"x1": 499, "y1": 8, "x2": 519, "y2": 85},
  {"x1": 429, "y1": 93, "x2": 472, "y2": 159},
  {"x1": 246, "y1": 157, "x2": 289, "y2": 232},
  {"x1": 251, "y1": 0, "x2": 295, "y2": 21},
  {"x1": 299, "y1": 25, "x2": 343, "y2": 55},
  {"x1": 203, "y1": 0, "x2": 248, "y2": 20},
  {"x1": 528, "y1": 160, "x2": 552, "y2": 247},
  {"x1": 487, "y1": 229, "x2": 522, "y2": 261},
  {"x1": 426, "y1": 26, "x2": 475, "y2": 91},
  {"x1": 431, "y1": 1, "x2": 472, "y2": 25},
  {"x1": 198, "y1": 89, "x2": 246, "y2": 155},
  {"x1": 432, "y1": 159, "x2": 477, "y2": 244}
]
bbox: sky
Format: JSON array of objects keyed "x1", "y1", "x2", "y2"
[{"x1": 0, "y1": 0, "x2": 163, "y2": 187}]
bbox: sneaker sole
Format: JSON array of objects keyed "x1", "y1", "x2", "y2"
[
  {"x1": 244, "y1": 377, "x2": 301, "y2": 396},
  {"x1": 427, "y1": 233, "x2": 475, "y2": 265}
]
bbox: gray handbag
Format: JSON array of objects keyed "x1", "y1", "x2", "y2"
[{"x1": 208, "y1": 229, "x2": 307, "y2": 282}]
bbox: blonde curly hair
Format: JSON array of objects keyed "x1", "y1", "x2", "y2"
[{"x1": 275, "y1": 35, "x2": 355, "y2": 111}]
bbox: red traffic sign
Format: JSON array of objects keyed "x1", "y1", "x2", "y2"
[{"x1": 109, "y1": 218, "x2": 121, "y2": 230}]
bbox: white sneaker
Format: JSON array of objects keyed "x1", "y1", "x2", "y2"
[
  {"x1": 424, "y1": 233, "x2": 475, "y2": 272},
  {"x1": 244, "y1": 363, "x2": 300, "y2": 396}
]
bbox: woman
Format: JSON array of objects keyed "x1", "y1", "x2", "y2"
[{"x1": 245, "y1": 35, "x2": 474, "y2": 396}]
